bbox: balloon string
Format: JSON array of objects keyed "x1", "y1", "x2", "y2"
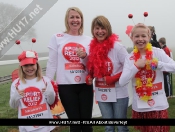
[
  {"x1": 132, "y1": 19, "x2": 135, "y2": 25},
  {"x1": 144, "y1": 17, "x2": 145, "y2": 24},
  {"x1": 19, "y1": 45, "x2": 23, "y2": 51},
  {"x1": 31, "y1": 44, "x2": 33, "y2": 51}
]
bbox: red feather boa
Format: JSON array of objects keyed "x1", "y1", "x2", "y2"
[{"x1": 87, "y1": 34, "x2": 119, "y2": 78}]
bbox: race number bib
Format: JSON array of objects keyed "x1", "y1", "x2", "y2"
[{"x1": 95, "y1": 79, "x2": 116, "y2": 102}]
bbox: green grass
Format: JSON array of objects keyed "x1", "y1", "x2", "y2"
[
  {"x1": 172, "y1": 74, "x2": 175, "y2": 95},
  {"x1": 0, "y1": 60, "x2": 47, "y2": 76},
  {"x1": 0, "y1": 83, "x2": 18, "y2": 132}
]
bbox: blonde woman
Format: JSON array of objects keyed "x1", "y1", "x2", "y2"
[{"x1": 46, "y1": 7, "x2": 93, "y2": 132}]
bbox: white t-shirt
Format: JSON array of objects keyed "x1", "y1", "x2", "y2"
[
  {"x1": 46, "y1": 33, "x2": 92, "y2": 84},
  {"x1": 119, "y1": 47, "x2": 175, "y2": 112},
  {"x1": 94, "y1": 42, "x2": 129, "y2": 102},
  {"x1": 9, "y1": 76, "x2": 55, "y2": 132}
]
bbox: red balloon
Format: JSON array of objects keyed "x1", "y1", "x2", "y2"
[
  {"x1": 144, "y1": 12, "x2": 148, "y2": 17},
  {"x1": 12, "y1": 69, "x2": 19, "y2": 82},
  {"x1": 125, "y1": 25, "x2": 133, "y2": 36},
  {"x1": 128, "y1": 14, "x2": 133, "y2": 19},
  {"x1": 15, "y1": 40, "x2": 20, "y2": 45},
  {"x1": 32, "y1": 38, "x2": 36, "y2": 43}
]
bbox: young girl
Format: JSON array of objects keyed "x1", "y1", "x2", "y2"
[
  {"x1": 9, "y1": 50, "x2": 56, "y2": 132},
  {"x1": 119, "y1": 23, "x2": 175, "y2": 132}
]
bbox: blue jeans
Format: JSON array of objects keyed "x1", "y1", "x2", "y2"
[{"x1": 98, "y1": 97, "x2": 129, "y2": 132}]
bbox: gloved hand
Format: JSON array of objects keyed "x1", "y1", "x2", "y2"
[{"x1": 104, "y1": 72, "x2": 122, "y2": 85}]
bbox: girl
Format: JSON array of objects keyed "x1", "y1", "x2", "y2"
[
  {"x1": 86, "y1": 16, "x2": 129, "y2": 132},
  {"x1": 119, "y1": 23, "x2": 175, "y2": 132},
  {"x1": 9, "y1": 50, "x2": 56, "y2": 132}
]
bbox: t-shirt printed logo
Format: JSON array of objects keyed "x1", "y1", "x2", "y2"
[
  {"x1": 74, "y1": 76, "x2": 81, "y2": 82},
  {"x1": 147, "y1": 99, "x2": 155, "y2": 106},
  {"x1": 62, "y1": 42, "x2": 85, "y2": 62},
  {"x1": 129, "y1": 56, "x2": 135, "y2": 60},
  {"x1": 105, "y1": 58, "x2": 113, "y2": 76},
  {"x1": 136, "y1": 69, "x2": 156, "y2": 85},
  {"x1": 101, "y1": 94, "x2": 107, "y2": 101},
  {"x1": 56, "y1": 34, "x2": 64, "y2": 37},
  {"x1": 22, "y1": 87, "x2": 42, "y2": 107}
]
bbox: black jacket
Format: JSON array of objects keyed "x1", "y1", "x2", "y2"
[
  {"x1": 150, "y1": 34, "x2": 161, "y2": 48},
  {"x1": 150, "y1": 40, "x2": 161, "y2": 48}
]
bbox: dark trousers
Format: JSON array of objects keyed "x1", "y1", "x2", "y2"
[
  {"x1": 58, "y1": 83, "x2": 93, "y2": 132},
  {"x1": 163, "y1": 72, "x2": 172, "y2": 97}
]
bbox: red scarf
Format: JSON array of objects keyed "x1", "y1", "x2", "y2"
[{"x1": 87, "y1": 34, "x2": 119, "y2": 78}]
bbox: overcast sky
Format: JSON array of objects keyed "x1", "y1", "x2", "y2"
[{"x1": 1, "y1": 0, "x2": 175, "y2": 55}]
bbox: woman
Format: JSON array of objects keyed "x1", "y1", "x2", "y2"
[
  {"x1": 86, "y1": 15, "x2": 129, "y2": 132},
  {"x1": 46, "y1": 7, "x2": 93, "y2": 132},
  {"x1": 119, "y1": 23, "x2": 174, "y2": 132}
]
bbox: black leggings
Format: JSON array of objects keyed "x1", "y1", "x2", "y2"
[
  {"x1": 58, "y1": 83, "x2": 93, "y2": 132},
  {"x1": 163, "y1": 72, "x2": 172, "y2": 97}
]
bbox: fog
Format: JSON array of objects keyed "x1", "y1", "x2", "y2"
[{"x1": 1, "y1": 0, "x2": 175, "y2": 55}]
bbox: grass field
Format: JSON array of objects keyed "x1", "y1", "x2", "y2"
[{"x1": 0, "y1": 61, "x2": 175, "y2": 132}]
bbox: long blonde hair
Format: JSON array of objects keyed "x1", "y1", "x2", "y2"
[
  {"x1": 64, "y1": 7, "x2": 84, "y2": 35},
  {"x1": 18, "y1": 63, "x2": 42, "y2": 84}
]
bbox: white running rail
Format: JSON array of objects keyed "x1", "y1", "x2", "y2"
[{"x1": 0, "y1": 57, "x2": 48, "y2": 65}]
